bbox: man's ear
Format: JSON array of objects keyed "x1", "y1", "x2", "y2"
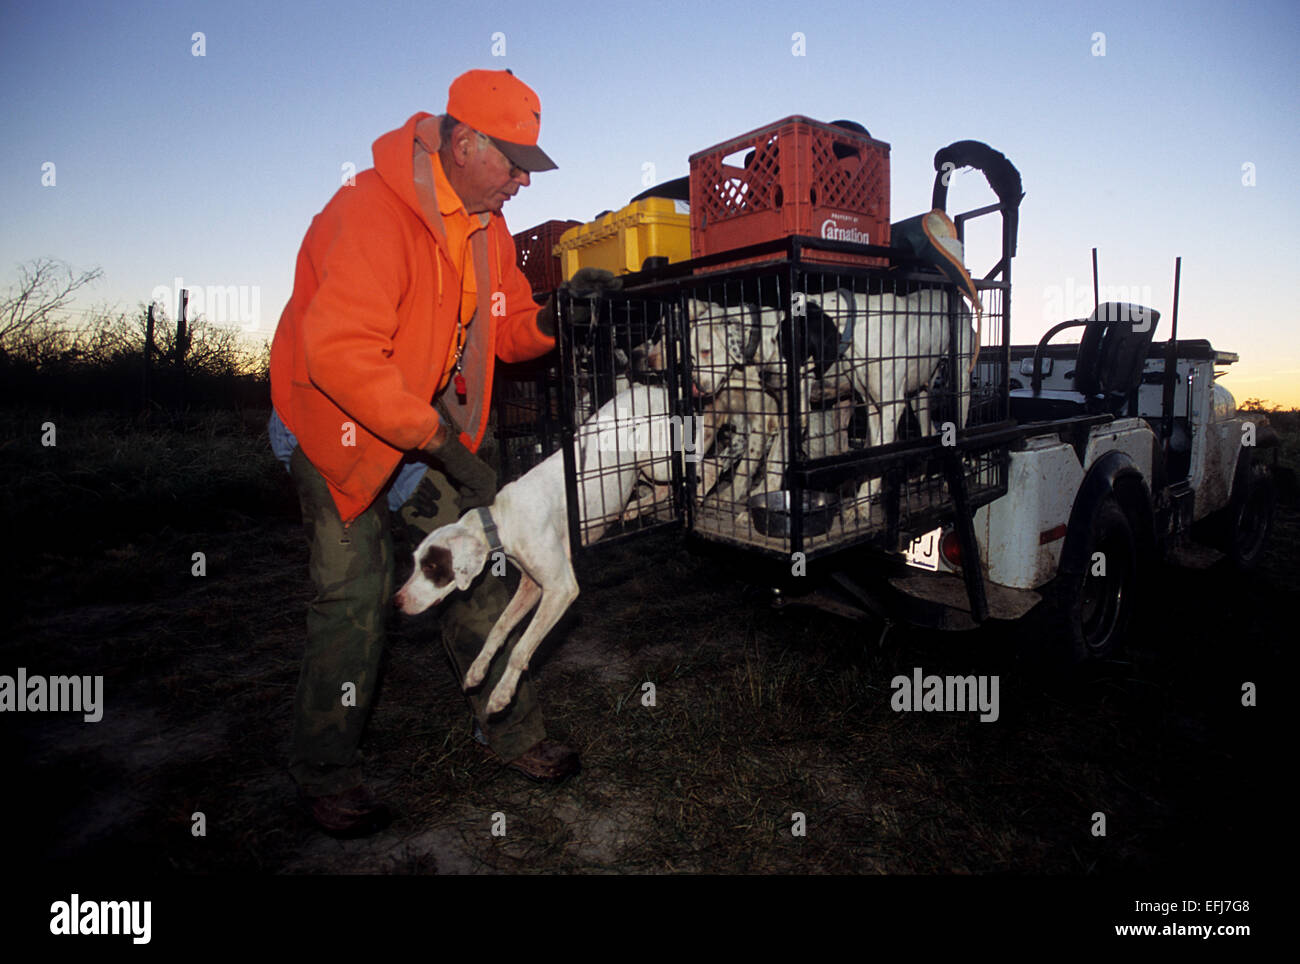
[
  {"x1": 448, "y1": 531, "x2": 490, "y2": 591},
  {"x1": 440, "y1": 121, "x2": 471, "y2": 168}
]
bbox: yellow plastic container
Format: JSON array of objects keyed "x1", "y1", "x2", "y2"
[{"x1": 555, "y1": 197, "x2": 692, "y2": 279}]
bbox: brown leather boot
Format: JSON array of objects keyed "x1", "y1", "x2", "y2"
[
  {"x1": 494, "y1": 739, "x2": 581, "y2": 783},
  {"x1": 298, "y1": 785, "x2": 393, "y2": 838}
]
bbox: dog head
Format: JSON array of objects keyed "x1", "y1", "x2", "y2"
[
  {"x1": 394, "y1": 521, "x2": 490, "y2": 614},
  {"x1": 685, "y1": 297, "x2": 747, "y2": 396}
]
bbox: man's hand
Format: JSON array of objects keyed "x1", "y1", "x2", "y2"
[
  {"x1": 536, "y1": 300, "x2": 556, "y2": 337},
  {"x1": 565, "y1": 266, "x2": 621, "y2": 295},
  {"x1": 422, "y1": 416, "x2": 497, "y2": 510},
  {"x1": 561, "y1": 267, "x2": 622, "y2": 329}
]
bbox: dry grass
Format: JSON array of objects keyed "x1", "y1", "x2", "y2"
[{"x1": 3, "y1": 407, "x2": 1293, "y2": 874}]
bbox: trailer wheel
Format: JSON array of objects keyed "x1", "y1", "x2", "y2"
[
  {"x1": 1030, "y1": 496, "x2": 1137, "y2": 666},
  {"x1": 1224, "y1": 461, "x2": 1275, "y2": 571}
]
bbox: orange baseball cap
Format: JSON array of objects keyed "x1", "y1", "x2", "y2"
[{"x1": 446, "y1": 69, "x2": 557, "y2": 172}]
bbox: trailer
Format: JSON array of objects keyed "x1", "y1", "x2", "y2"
[{"x1": 519, "y1": 141, "x2": 1278, "y2": 666}]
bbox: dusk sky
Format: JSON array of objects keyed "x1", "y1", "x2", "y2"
[{"x1": 3, "y1": 0, "x2": 1297, "y2": 405}]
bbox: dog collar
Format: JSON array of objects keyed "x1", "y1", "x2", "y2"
[{"x1": 474, "y1": 507, "x2": 503, "y2": 552}]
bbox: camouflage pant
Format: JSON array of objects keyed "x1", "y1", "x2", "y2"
[{"x1": 287, "y1": 442, "x2": 546, "y2": 796}]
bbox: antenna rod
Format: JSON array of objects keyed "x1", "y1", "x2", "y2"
[
  {"x1": 1170, "y1": 256, "x2": 1181, "y2": 340},
  {"x1": 1161, "y1": 257, "x2": 1182, "y2": 443},
  {"x1": 1091, "y1": 247, "x2": 1099, "y2": 315}
]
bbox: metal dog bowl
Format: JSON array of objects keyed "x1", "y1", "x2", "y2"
[{"x1": 748, "y1": 490, "x2": 839, "y2": 538}]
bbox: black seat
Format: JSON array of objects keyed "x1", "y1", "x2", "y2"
[{"x1": 1010, "y1": 302, "x2": 1160, "y2": 422}]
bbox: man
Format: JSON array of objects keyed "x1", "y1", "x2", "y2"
[{"x1": 269, "y1": 69, "x2": 586, "y2": 838}]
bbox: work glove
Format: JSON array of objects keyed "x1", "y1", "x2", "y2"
[
  {"x1": 566, "y1": 266, "x2": 621, "y2": 295},
  {"x1": 536, "y1": 299, "x2": 557, "y2": 337},
  {"x1": 561, "y1": 267, "x2": 622, "y2": 328},
  {"x1": 422, "y1": 411, "x2": 497, "y2": 510}
]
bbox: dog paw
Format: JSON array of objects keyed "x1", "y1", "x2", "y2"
[
  {"x1": 485, "y1": 682, "x2": 513, "y2": 715},
  {"x1": 464, "y1": 658, "x2": 489, "y2": 690}
]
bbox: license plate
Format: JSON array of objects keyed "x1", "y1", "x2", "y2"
[{"x1": 903, "y1": 527, "x2": 942, "y2": 571}]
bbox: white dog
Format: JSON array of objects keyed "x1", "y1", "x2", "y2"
[
  {"x1": 686, "y1": 287, "x2": 976, "y2": 506},
  {"x1": 696, "y1": 368, "x2": 783, "y2": 508},
  {"x1": 811, "y1": 287, "x2": 975, "y2": 459},
  {"x1": 394, "y1": 385, "x2": 675, "y2": 715}
]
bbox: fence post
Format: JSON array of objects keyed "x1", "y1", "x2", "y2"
[
  {"x1": 176, "y1": 288, "x2": 190, "y2": 409},
  {"x1": 144, "y1": 303, "x2": 155, "y2": 408}
]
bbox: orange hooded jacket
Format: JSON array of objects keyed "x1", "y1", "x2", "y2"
[{"x1": 269, "y1": 112, "x2": 554, "y2": 524}]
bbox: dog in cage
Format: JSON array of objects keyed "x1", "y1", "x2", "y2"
[
  {"x1": 695, "y1": 367, "x2": 783, "y2": 511},
  {"x1": 684, "y1": 297, "x2": 789, "y2": 508},
  {"x1": 685, "y1": 284, "x2": 979, "y2": 516},
  {"x1": 807, "y1": 286, "x2": 977, "y2": 477},
  {"x1": 568, "y1": 293, "x2": 682, "y2": 421},
  {"x1": 394, "y1": 384, "x2": 676, "y2": 715},
  {"x1": 621, "y1": 309, "x2": 779, "y2": 513}
]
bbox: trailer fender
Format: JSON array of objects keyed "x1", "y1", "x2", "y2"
[
  {"x1": 1059, "y1": 450, "x2": 1151, "y2": 577},
  {"x1": 1228, "y1": 442, "x2": 1254, "y2": 504},
  {"x1": 1019, "y1": 452, "x2": 1152, "y2": 666},
  {"x1": 1187, "y1": 431, "x2": 1278, "y2": 569},
  {"x1": 1212, "y1": 423, "x2": 1274, "y2": 511}
]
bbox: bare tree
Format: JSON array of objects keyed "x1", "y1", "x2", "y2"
[
  {"x1": 68, "y1": 306, "x2": 141, "y2": 366},
  {"x1": 0, "y1": 258, "x2": 103, "y2": 361}
]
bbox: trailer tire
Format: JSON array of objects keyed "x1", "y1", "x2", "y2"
[
  {"x1": 1223, "y1": 460, "x2": 1275, "y2": 572},
  {"x1": 1197, "y1": 452, "x2": 1276, "y2": 571},
  {"x1": 1029, "y1": 496, "x2": 1137, "y2": 667}
]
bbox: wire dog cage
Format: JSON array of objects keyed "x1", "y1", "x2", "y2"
[
  {"x1": 553, "y1": 235, "x2": 1012, "y2": 563},
  {"x1": 554, "y1": 290, "x2": 684, "y2": 550},
  {"x1": 493, "y1": 356, "x2": 564, "y2": 485}
]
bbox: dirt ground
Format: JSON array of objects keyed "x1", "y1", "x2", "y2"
[
  {"x1": 2, "y1": 407, "x2": 1293, "y2": 877},
  {"x1": 3, "y1": 516, "x2": 1290, "y2": 877}
]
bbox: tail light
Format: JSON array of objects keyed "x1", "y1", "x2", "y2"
[{"x1": 940, "y1": 529, "x2": 963, "y2": 569}]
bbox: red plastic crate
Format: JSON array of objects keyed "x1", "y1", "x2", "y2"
[
  {"x1": 689, "y1": 116, "x2": 890, "y2": 268},
  {"x1": 513, "y1": 219, "x2": 581, "y2": 292}
]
